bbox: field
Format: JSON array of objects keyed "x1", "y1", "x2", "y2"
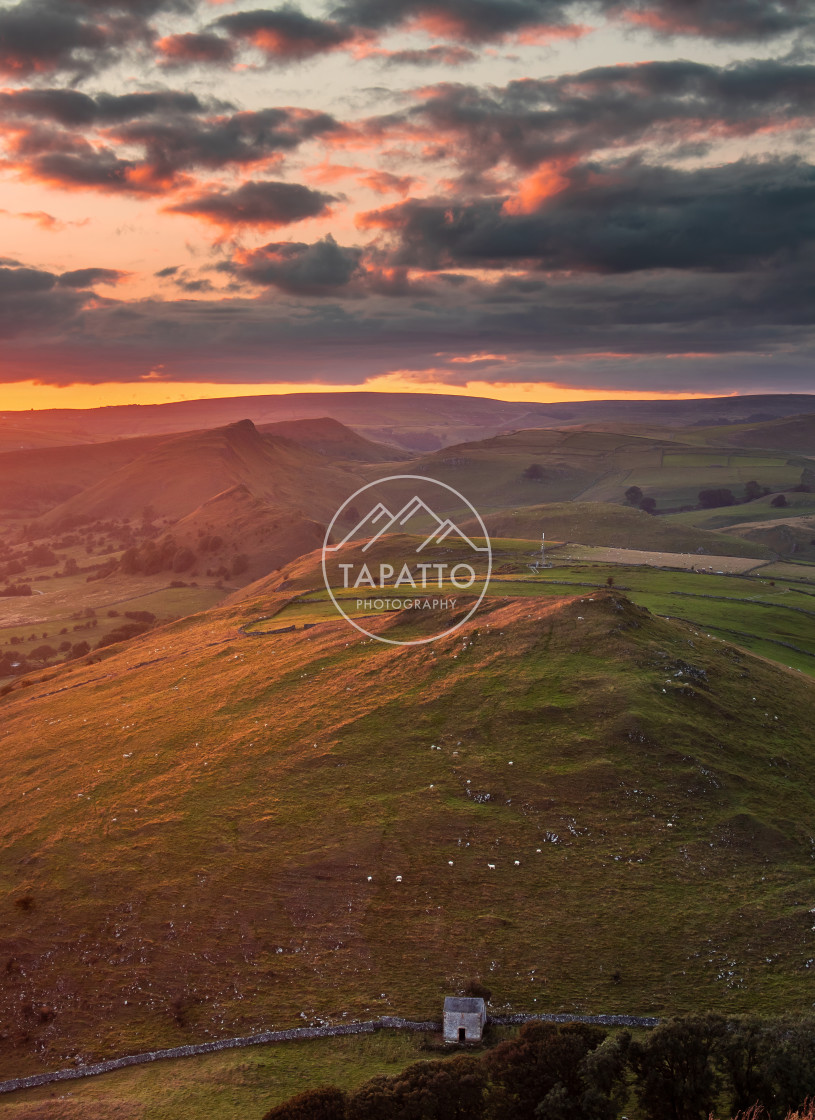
[
  {"x1": 244, "y1": 540, "x2": 815, "y2": 679},
  {"x1": 0, "y1": 1030, "x2": 443, "y2": 1120},
  {"x1": 666, "y1": 491, "x2": 815, "y2": 530}
]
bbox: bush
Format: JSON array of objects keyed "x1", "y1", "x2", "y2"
[
  {"x1": 262, "y1": 1086, "x2": 347, "y2": 1120},
  {"x1": 464, "y1": 980, "x2": 492, "y2": 1003},
  {"x1": 699, "y1": 488, "x2": 737, "y2": 509},
  {"x1": 625, "y1": 485, "x2": 643, "y2": 505},
  {"x1": 630, "y1": 1013, "x2": 726, "y2": 1120},
  {"x1": 771, "y1": 494, "x2": 788, "y2": 508},
  {"x1": 523, "y1": 464, "x2": 546, "y2": 481}
]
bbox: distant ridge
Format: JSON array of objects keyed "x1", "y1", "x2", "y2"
[{"x1": 1, "y1": 392, "x2": 814, "y2": 453}]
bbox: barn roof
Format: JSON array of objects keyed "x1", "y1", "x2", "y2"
[{"x1": 444, "y1": 996, "x2": 485, "y2": 1013}]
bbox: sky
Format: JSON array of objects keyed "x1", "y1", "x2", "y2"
[{"x1": 0, "y1": 0, "x2": 813, "y2": 409}]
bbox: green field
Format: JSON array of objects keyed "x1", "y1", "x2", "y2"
[
  {"x1": 666, "y1": 491, "x2": 815, "y2": 530},
  {"x1": 247, "y1": 546, "x2": 815, "y2": 679},
  {"x1": 0, "y1": 1030, "x2": 447, "y2": 1120}
]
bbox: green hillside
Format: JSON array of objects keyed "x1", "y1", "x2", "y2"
[
  {"x1": 464, "y1": 502, "x2": 770, "y2": 558},
  {"x1": 1, "y1": 579, "x2": 814, "y2": 1079}
]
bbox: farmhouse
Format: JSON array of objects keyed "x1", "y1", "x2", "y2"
[{"x1": 443, "y1": 996, "x2": 487, "y2": 1043}]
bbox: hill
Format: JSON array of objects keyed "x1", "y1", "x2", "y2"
[
  {"x1": 2, "y1": 393, "x2": 814, "y2": 453},
  {"x1": 1, "y1": 578, "x2": 814, "y2": 1076},
  {"x1": 400, "y1": 428, "x2": 803, "y2": 515},
  {"x1": 0, "y1": 433, "x2": 173, "y2": 518},
  {"x1": 258, "y1": 417, "x2": 406, "y2": 462},
  {"x1": 30, "y1": 420, "x2": 364, "y2": 531},
  {"x1": 464, "y1": 502, "x2": 770, "y2": 559},
  {"x1": 683, "y1": 413, "x2": 815, "y2": 456}
]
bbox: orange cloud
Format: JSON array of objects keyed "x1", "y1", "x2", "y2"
[{"x1": 502, "y1": 161, "x2": 574, "y2": 215}]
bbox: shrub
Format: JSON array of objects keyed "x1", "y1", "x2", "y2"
[
  {"x1": 262, "y1": 1086, "x2": 348, "y2": 1120},
  {"x1": 625, "y1": 485, "x2": 643, "y2": 505},
  {"x1": 699, "y1": 489, "x2": 737, "y2": 509},
  {"x1": 771, "y1": 494, "x2": 788, "y2": 508}
]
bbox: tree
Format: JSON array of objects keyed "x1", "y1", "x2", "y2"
[
  {"x1": 464, "y1": 979, "x2": 493, "y2": 1002},
  {"x1": 698, "y1": 489, "x2": 736, "y2": 509},
  {"x1": 523, "y1": 464, "x2": 546, "y2": 481},
  {"x1": 630, "y1": 1014, "x2": 725, "y2": 1120},
  {"x1": 744, "y1": 480, "x2": 764, "y2": 502},
  {"x1": 770, "y1": 494, "x2": 788, "y2": 508},
  {"x1": 625, "y1": 485, "x2": 643, "y2": 505},
  {"x1": 262, "y1": 1086, "x2": 347, "y2": 1120},
  {"x1": 231, "y1": 553, "x2": 249, "y2": 577},
  {"x1": 486, "y1": 1022, "x2": 606, "y2": 1120},
  {"x1": 639, "y1": 497, "x2": 657, "y2": 515},
  {"x1": 346, "y1": 1057, "x2": 487, "y2": 1120},
  {"x1": 536, "y1": 1033, "x2": 631, "y2": 1120},
  {"x1": 29, "y1": 644, "x2": 56, "y2": 665},
  {"x1": 172, "y1": 547, "x2": 196, "y2": 573},
  {"x1": 70, "y1": 641, "x2": 91, "y2": 658}
]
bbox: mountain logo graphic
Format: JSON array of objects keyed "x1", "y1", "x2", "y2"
[
  {"x1": 326, "y1": 495, "x2": 491, "y2": 556},
  {"x1": 322, "y1": 475, "x2": 492, "y2": 646}
]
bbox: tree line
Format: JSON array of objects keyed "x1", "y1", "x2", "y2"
[{"x1": 260, "y1": 1015, "x2": 815, "y2": 1120}]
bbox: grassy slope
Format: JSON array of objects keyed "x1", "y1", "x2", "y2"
[
  {"x1": 465, "y1": 503, "x2": 770, "y2": 559},
  {"x1": 681, "y1": 414, "x2": 815, "y2": 455},
  {"x1": 387, "y1": 430, "x2": 803, "y2": 515},
  {"x1": 667, "y1": 492, "x2": 815, "y2": 530},
  {"x1": 0, "y1": 1030, "x2": 439, "y2": 1120},
  {"x1": 31, "y1": 422, "x2": 365, "y2": 530},
  {"x1": 1, "y1": 579, "x2": 815, "y2": 1077}
]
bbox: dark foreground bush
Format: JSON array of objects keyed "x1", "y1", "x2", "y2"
[{"x1": 262, "y1": 1086, "x2": 347, "y2": 1120}]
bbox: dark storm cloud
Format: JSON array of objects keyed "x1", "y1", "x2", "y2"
[
  {"x1": 599, "y1": 0, "x2": 815, "y2": 41},
  {"x1": 168, "y1": 179, "x2": 335, "y2": 227},
  {"x1": 231, "y1": 235, "x2": 363, "y2": 293},
  {"x1": 380, "y1": 45, "x2": 477, "y2": 66},
  {"x1": 57, "y1": 267, "x2": 126, "y2": 287},
  {"x1": 156, "y1": 32, "x2": 235, "y2": 66},
  {"x1": 0, "y1": 88, "x2": 207, "y2": 127},
  {"x1": 330, "y1": 0, "x2": 575, "y2": 39},
  {"x1": 213, "y1": 7, "x2": 354, "y2": 60},
  {"x1": 361, "y1": 158, "x2": 815, "y2": 273},
  {"x1": 5, "y1": 105, "x2": 340, "y2": 194},
  {"x1": 331, "y1": 0, "x2": 815, "y2": 42},
  {"x1": 369, "y1": 59, "x2": 815, "y2": 176},
  {"x1": 0, "y1": 264, "x2": 91, "y2": 339},
  {"x1": 0, "y1": 0, "x2": 195, "y2": 79}
]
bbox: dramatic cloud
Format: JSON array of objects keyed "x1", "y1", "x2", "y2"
[
  {"x1": 0, "y1": 0, "x2": 195, "y2": 79},
  {"x1": 1, "y1": 101, "x2": 340, "y2": 194},
  {"x1": 56, "y1": 267, "x2": 126, "y2": 287},
  {"x1": 0, "y1": 264, "x2": 91, "y2": 338},
  {"x1": 213, "y1": 7, "x2": 355, "y2": 60},
  {"x1": 330, "y1": 0, "x2": 578, "y2": 40},
  {"x1": 156, "y1": 32, "x2": 235, "y2": 66},
  {"x1": 605, "y1": 0, "x2": 815, "y2": 42},
  {"x1": 168, "y1": 179, "x2": 335, "y2": 226},
  {"x1": 364, "y1": 59, "x2": 815, "y2": 181},
  {"x1": 231, "y1": 234, "x2": 363, "y2": 292},
  {"x1": 361, "y1": 157, "x2": 815, "y2": 273},
  {"x1": 0, "y1": 87, "x2": 207, "y2": 126}
]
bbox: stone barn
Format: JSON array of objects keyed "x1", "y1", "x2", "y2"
[{"x1": 443, "y1": 996, "x2": 487, "y2": 1043}]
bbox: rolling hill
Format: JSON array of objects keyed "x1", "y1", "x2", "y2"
[
  {"x1": 683, "y1": 413, "x2": 815, "y2": 456},
  {"x1": 258, "y1": 418, "x2": 408, "y2": 463},
  {"x1": 30, "y1": 420, "x2": 365, "y2": 531},
  {"x1": 2, "y1": 393, "x2": 814, "y2": 453},
  {"x1": 464, "y1": 502, "x2": 771, "y2": 559},
  {"x1": 1, "y1": 570, "x2": 814, "y2": 1077},
  {"x1": 396, "y1": 428, "x2": 804, "y2": 516}
]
